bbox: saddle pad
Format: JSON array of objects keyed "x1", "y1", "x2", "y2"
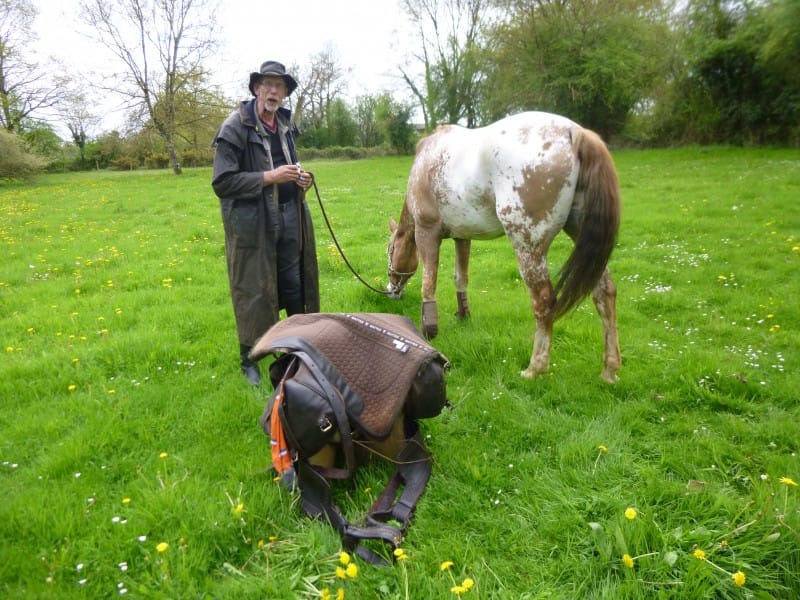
[{"x1": 251, "y1": 313, "x2": 448, "y2": 438}]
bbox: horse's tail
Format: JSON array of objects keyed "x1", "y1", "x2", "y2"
[{"x1": 553, "y1": 127, "x2": 621, "y2": 318}]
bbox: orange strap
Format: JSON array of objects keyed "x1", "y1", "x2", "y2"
[{"x1": 270, "y1": 380, "x2": 293, "y2": 474}]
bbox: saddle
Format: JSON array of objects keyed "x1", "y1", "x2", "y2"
[{"x1": 251, "y1": 312, "x2": 450, "y2": 563}]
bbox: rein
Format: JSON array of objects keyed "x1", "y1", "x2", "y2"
[{"x1": 308, "y1": 178, "x2": 414, "y2": 296}]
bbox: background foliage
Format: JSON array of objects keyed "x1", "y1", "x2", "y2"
[{"x1": 1, "y1": 0, "x2": 799, "y2": 178}]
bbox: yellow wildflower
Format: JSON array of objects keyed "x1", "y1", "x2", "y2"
[
  {"x1": 321, "y1": 588, "x2": 331, "y2": 600},
  {"x1": 339, "y1": 551, "x2": 351, "y2": 566},
  {"x1": 598, "y1": 445, "x2": 608, "y2": 452},
  {"x1": 732, "y1": 571, "x2": 746, "y2": 587},
  {"x1": 233, "y1": 503, "x2": 244, "y2": 516},
  {"x1": 693, "y1": 548, "x2": 706, "y2": 560},
  {"x1": 622, "y1": 554, "x2": 634, "y2": 569},
  {"x1": 122, "y1": 498, "x2": 131, "y2": 504},
  {"x1": 440, "y1": 560, "x2": 454, "y2": 571},
  {"x1": 451, "y1": 585, "x2": 467, "y2": 595},
  {"x1": 159, "y1": 452, "x2": 168, "y2": 459},
  {"x1": 257, "y1": 539, "x2": 265, "y2": 549},
  {"x1": 779, "y1": 477, "x2": 797, "y2": 487},
  {"x1": 336, "y1": 589, "x2": 345, "y2": 600},
  {"x1": 394, "y1": 548, "x2": 408, "y2": 561},
  {"x1": 462, "y1": 578, "x2": 475, "y2": 590},
  {"x1": 156, "y1": 542, "x2": 169, "y2": 553},
  {"x1": 624, "y1": 507, "x2": 637, "y2": 520},
  {"x1": 68, "y1": 384, "x2": 77, "y2": 392},
  {"x1": 335, "y1": 566, "x2": 346, "y2": 580},
  {"x1": 345, "y1": 562, "x2": 358, "y2": 579}
]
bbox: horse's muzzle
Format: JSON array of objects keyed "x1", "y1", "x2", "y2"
[{"x1": 386, "y1": 282, "x2": 404, "y2": 299}]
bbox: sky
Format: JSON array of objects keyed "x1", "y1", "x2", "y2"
[{"x1": 31, "y1": 0, "x2": 415, "y2": 133}]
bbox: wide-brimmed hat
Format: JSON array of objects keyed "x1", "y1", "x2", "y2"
[{"x1": 248, "y1": 61, "x2": 298, "y2": 96}]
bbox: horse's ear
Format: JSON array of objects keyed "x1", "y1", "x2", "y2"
[{"x1": 389, "y1": 218, "x2": 397, "y2": 233}]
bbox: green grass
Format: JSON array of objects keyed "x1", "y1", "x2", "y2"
[{"x1": 1, "y1": 147, "x2": 799, "y2": 599}]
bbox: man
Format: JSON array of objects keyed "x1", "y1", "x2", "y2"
[{"x1": 212, "y1": 60, "x2": 319, "y2": 385}]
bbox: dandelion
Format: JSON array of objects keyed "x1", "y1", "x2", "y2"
[
  {"x1": 732, "y1": 571, "x2": 746, "y2": 586},
  {"x1": 233, "y1": 502, "x2": 244, "y2": 516},
  {"x1": 345, "y1": 562, "x2": 358, "y2": 579},
  {"x1": 159, "y1": 452, "x2": 168, "y2": 459},
  {"x1": 336, "y1": 589, "x2": 344, "y2": 600},
  {"x1": 440, "y1": 560, "x2": 454, "y2": 571},
  {"x1": 339, "y1": 551, "x2": 351, "y2": 566},
  {"x1": 156, "y1": 542, "x2": 169, "y2": 553},
  {"x1": 393, "y1": 548, "x2": 408, "y2": 561},
  {"x1": 68, "y1": 384, "x2": 77, "y2": 392},
  {"x1": 598, "y1": 445, "x2": 608, "y2": 452},
  {"x1": 122, "y1": 498, "x2": 131, "y2": 504},
  {"x1": 693, "y1": 548, "x2": 706, "y2": 561},
  {"x1": 451, "y1": 577, "x2": 475, "y2": 595},
  {"x1": 321, "y1": 588, "x2": 331, "y2": 600},
  {"x1": 622, "y1": 554, "x2": 635, "y2": 569},
  {"x1": 335, "y1": 566, "x2": 346, "y2": 580},
  {"x1": 257, "y1": 540, "x2": 265, "y2": 549},
  {"x1": 779, "y1": 477, "x2": 797, "y2": 487},
  {"x1": 624, "y1": 507, "x2": 637, "y2": 520}
]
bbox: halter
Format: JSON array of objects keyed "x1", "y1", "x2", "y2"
[{"x1": 386, "y1": 241, "x2": 417, "y2": 295}]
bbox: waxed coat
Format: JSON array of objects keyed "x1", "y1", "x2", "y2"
[{"x1": 212, "y1": 100, "x2": 319, "y2": 347}]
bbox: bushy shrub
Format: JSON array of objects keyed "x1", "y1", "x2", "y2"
[
  {"x1": 144, "y1": 152, "x2": 170, "y2": 169},
  {"x1": 179, "y1": 148, "x2": 213, "y2": 167},
  {"x1": 0, "y1": 130, "x2": 46, "y2": 178},
  {"x1": 110, "y1": 156, "x2": 140, "y2": 171}
]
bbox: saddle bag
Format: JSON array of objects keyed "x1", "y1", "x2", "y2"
[{"x1": 251, "y1": 312, "x2": 450, "y2": 564}]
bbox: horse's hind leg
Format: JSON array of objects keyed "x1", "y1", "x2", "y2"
[
  {"x1": 516, "y1": 252, "x2": 556, "y2": 379},
  {"x1": 454, "y1": 238, "x2": 471, "y2": 319},
  {"x1": 593, "y1": 268, "x2": 621, "y2": 383}
]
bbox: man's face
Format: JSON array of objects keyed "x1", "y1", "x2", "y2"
[{"x1": 255, "y1": 77, "x2": 287, "y2": 113}]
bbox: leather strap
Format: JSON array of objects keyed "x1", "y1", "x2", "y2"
[
  {"x1": 277, "y1": 351, "x2": 356, "y2": 479},
  {"x1": 295, "y1": 429, "x2": 432, "y2": 565}
]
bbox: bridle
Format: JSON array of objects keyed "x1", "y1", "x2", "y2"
[
  {"x1": 310, "y1": 178, "x2": 415, "y2": 296},
  {"x1": 386, "y1": 240, "x2": 416, "y2": 296}
]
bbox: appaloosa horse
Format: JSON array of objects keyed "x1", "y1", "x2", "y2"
[{"x1": 386, "y1": 111, "x2": 621, "y2": 382}]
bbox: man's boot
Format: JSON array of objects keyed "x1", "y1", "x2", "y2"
[{"x1": 239, "y1": 344, "x2": 261, "y2": 386}]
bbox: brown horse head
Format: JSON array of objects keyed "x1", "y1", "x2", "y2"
[{"x1": 386, "y1": 216, "x2": 418, "y2": 298}]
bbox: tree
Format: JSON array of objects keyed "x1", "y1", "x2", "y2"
[
  {"x1": 79, "y1": 0, "x2": 220, "y2": 174},
  {"x1": 293, "y1": 46, "x2": 349, "y2": 144},
  {"x1": 376, "y1": 94, "x2": 417, "y2": 154},
  {"x1": 0, "y1": 0, "x2": 59, "y2": 132},
  {"x1": 353, "y1": 94, "x2": 384, "y2": 148},
  {"x1": 484, "y1": 0, "x2": 670, "y2": 139},
  {"x1": 400, "y1": 0, "x2": 491, "y2": 129},
  {"x1": 57, "y1": 84, "x2": 101, "y2": 167},
  {"x1": 652, "y1": 0, "x2": 800, "y2": 145}
]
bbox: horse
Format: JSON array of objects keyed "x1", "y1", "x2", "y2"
[{"x1": 386, "y1": 111, "x2": 621, "y2": 382}]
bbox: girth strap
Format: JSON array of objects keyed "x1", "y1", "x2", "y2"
[{"x1": 295, "y1": 431, "x2": 433, "y2": 565}]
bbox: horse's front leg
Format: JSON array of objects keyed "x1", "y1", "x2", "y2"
[
  {"x1": 517, "y1": 253, "x2": 555, "y2": 379},
  {"x1": 593, "y1": 268, "x2": 621, "y2": 383},
  {"x1": 453, "y1": 238, "x2": 471, "y2": 319},
  {"x1": 416, "y1": 228, "x2": 442, "y2": 339}
]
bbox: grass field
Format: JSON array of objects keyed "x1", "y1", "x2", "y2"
[{"x1": 1, "y1": 147, "x2": 799, "y2": 599}]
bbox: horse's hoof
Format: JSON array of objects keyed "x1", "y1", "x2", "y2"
[
  {"x1": 422, "y1": 324, "x2": 439, "y2": 339},
  {"x1": 600, "y1": 370, "x2": 619, "y2": 384},
  {"x1": 454, "y1": 308, "x2": 471, "y2": 319}
]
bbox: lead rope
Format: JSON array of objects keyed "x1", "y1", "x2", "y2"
[{"x1": 309, "y1": 177, "x2": 414, "y2": 295}]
